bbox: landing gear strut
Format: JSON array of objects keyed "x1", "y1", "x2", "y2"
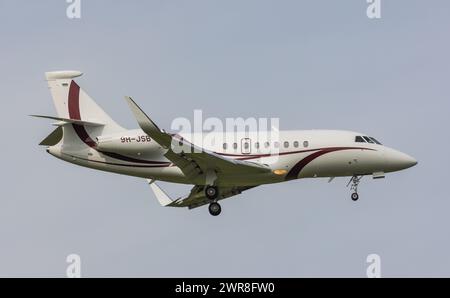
[
  {"x1": 208, "y1": 202, "x2": 221, "y2": 216},
  {"x1": 347, "y1": 175, "x2": 362, "y2": 201}
]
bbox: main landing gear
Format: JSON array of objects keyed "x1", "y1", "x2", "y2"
[
  {"x1": 205, "y1": 185, "x2": 221, "y2": 216},
  {"x1": 347, "y1": 175, "x2": 362, "y2": 201},
  {"x1": 205, "y1": 185, "x2": 218, "y2": 200},
  {"x1": 208, "y1": 202, "x2": 222, "y2": 216}
]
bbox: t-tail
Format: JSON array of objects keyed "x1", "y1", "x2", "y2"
[{"x1": 33, "y1": 71, "x2": 124, "y2": 148}]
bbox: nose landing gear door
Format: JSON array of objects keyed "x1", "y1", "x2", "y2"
[{"x1": 241, "y1": 138, "x2": 251, "y2": 155}]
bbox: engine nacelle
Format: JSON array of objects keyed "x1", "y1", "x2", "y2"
[{"x1": 96, "y1": 133, "x2": 160, "y2": 155}]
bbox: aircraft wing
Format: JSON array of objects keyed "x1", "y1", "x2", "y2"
[
  {"x1": 148, "y1": 180, "x2": 256, "y2": 209},
  {"x1": 125, "y1": 96, "x2": 271, "y2": 181}
]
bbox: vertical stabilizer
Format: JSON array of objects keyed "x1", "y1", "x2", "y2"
[{"x1": 45, "y1": 71, "x2": 124, "y2": 134}]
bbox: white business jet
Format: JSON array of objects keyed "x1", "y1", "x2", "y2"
[{"x1": 33, "y1": 71, "x2": 417, "y2": 216}]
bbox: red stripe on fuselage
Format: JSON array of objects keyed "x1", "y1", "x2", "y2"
[
  {"x1": 285, "y1": 147, "x2": 375, "y2": 181},
  {"x1": 67, "y1": 82, "x2": 374, "y2": 172}
]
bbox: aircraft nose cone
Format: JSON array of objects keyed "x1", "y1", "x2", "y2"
[
  {"x1": 400, "y1": 153, "x2": 417, "y2": 169},
  {"x1": 385, "y1": 149, "x2": 417, "y2": 171}
]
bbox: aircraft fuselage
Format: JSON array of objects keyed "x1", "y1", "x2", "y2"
[{"x1": 47, "y1": 129, "x2": 416, "y2": 187}]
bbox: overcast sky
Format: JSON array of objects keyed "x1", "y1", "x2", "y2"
[{"x1": 0, "y1": 0, "x2": 449, "y2": 277}]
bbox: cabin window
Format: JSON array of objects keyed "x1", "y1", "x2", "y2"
[
  {"x1": 244, "y1": 142, "x2": 250, "y2": 149},
  {"x1": 303, "y1": 141, "x2": 309, "y2": 148},
  {"x1": 369, "y1": 137, "x2": 382, "y2": 145},
  {"x1": 255, "y1": 142, "x2": 260, "y2": 149},
  {"x1": 363, "y1": 136, "x2": 374, "y2": 143},
  {"x1": 223, "y1": 143, "x2": 227, "y2": 150},
  {"x1": 264, "y1": 141, "x2": 270, "y2": 148},
  {"x1": 233, "y1": 143, "x2": 238, "y2": 150},
  {"x1": 274, "y1": 141, "x2": 280, "y2": 148},
  {"x1": 293, "y1": 141, "x2": 299, "y2": 148},
  {"x1": 284, "y1": 141, "x2": 289, "y2": 148},
  {"x1": 355, "y1": 136, "x2": 365, "y2": 143}
]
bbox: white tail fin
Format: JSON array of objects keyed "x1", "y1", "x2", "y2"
[{"x1": 45, "y1": 71, "x2": 124, "y2": 134}]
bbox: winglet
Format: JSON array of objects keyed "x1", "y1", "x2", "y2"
[
  {"x1": 147, "y1": 179, "x2": 175, "y2": 207},
  {"x1": 124, "y1": 96, "x2": 171, "y2": 147}
]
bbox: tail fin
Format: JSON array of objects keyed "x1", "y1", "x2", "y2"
[{"x1": 45, "y1": 71, "x2": 123, "y2": 134}]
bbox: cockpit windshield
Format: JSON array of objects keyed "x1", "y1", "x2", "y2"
[
  {"x1": 363, "y1": 136, "x2": 374, "y2": 143},
  {"x1": 355, "y1": 136, "x2": 365, "y2": 143},
  {"x1": 355, "y1": 135, "x2": 382, "y2": 145},
  {"x1": 369, "y1": 137, "x2": 382, "y2": 145}
]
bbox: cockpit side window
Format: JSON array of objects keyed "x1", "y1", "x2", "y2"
[
  {"x1": 363, "y1": 136, "x2": 374, "y2": 143},
  {"x1": 355, "y1": 136, "x2": 366, "y2": 143},
  {"x1": 369, "y1": 137, "x2": 382, "y2": 145}
]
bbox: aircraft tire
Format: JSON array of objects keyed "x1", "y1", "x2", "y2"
[
  {"x1": 208, "y1": 202, "x2": 221, "y2": 216},
  {"x1": 205, "y1": 186, "x2": 218, "y2": 200}
]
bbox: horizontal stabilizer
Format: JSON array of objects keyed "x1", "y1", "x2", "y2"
[{"x1": 30, "y1": 115, "x2": 105, "y2": 126}]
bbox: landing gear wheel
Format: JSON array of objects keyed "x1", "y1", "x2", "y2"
[
  {"x1": 208, "y1": 202, "x2": 221, "y2": 216},
  {"x1": 205, "y1": 185, "x2": 218, "y2": 200},
  {"x1": 351, "y1": 192, "x2": 359, "y2": 201}
]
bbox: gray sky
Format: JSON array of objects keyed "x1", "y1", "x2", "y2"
[{"x1": 0, "y1": 0, "x2": 449, "y2": 277}]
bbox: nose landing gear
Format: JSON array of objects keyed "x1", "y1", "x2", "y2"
[
  {"x1": 351, "y1": 192, "x2": 359, "y2": 201},
  {"x1": 347, "y1": 175, "x2": 362, "y2": 201}
]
